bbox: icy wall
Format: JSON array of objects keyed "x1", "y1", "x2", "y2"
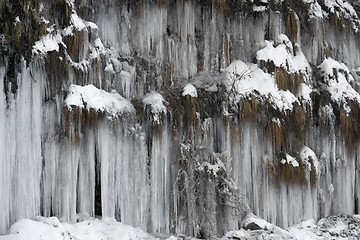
[{"x1": 1, "y1": 0, "x2": 360, "y2": 238}]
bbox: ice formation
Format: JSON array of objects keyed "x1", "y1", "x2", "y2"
[{"x1": 1, "y1": 0, "x2": 360, "y2": 239}]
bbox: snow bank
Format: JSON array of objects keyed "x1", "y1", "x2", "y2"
[
  {"x1": 224, "y1": 60, "x2": 298, "y2": 112},
  {"x1": 0, "y1": 217, "x2": 155, "y2": 240},
  {"x1": 182, "y1": 84, "x2": 198, "y2": 98},
  {"x1": 65, "y1": 84, "x2": 135, "y2": 116}
]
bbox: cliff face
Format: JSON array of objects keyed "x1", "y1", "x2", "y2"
[{"x1": 1, "y1": 0, "x2": 360, "y2": 238}]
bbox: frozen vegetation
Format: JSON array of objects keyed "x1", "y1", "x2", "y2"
[{"x1": 0, "y1": 0, "x2": 360, "y2": 239}]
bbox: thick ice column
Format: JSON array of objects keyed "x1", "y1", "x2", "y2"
[
  {"x1": 77, "y1": 128, "x2": 96, "y2": 218},
  {"x1": 56, "y1": 141, "x2": 80, "y2": 220},
  {"x1": 11, "y1": 62, "x2": 42, "y2": 222},
  {"x1": 150, "y1": 122, "x2": 171, "y2": 233},
  {"x1": 136, "y1": 3, "x2": 167, "y2": 60},
  {"x1": 0, "y1": 60, "x2": 44, "y2": 234},
  {"x1": 96, "y1": 118, "x2": 149, "y2": 227},
  {"x1": 0, "y1": 67, "x2": 10, "y2": 234},
  {"x1": 98, "y1": 120, "x2": 116, "y2": 218},
  {"x1": 115, "y1": 124, "x2": 149, "y2": 228}
]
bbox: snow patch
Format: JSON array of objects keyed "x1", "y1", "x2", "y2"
[
  {"x1": 14, "y1": 16, "x2": 20, "y2": 25},
  {"x1": 86, "y1": 21, "x2": 99, "y2": 30},
  {"x1": 299, "y1": 146, "x2": 319, "y2": 172},
  {"x1": 318, "y1": 57, "x2": 360, "y2": 107},
  {"x1": 253, "y1": 5, "x2": 266, "y2": 12},
  {"x1": 257, "y1": 35, "x2": 311, "y2": 79},
  {"x1": 224, "y1": 229, "x2": 250, "y2": 239},
  {"x1": 71, "y1": 14, "x2": 86, "y2": 31},
  {"x1": 303, "y1": 0, "x2": 324, "y2": 19},
  {"x1": 65, "y1": 84, "x2": 135, "y2": 116},
  {"x1": 324, "y1": 0, "x2": 358, "y2": 19},
  {"x1": 281, "y1": 153, "x2": 299, "y2": 167},
  {"x1": 272, "y1": 117, "x2": 281, "y2": 126},
  {"x1": 198, "y1": 159, "x2": 226, "y2": 177},
  {"x1": 242, "y1": 213, "x2": 291, "y2": 237},
  {"x1": 32, "y1": 34, "x2": 64, "y2": 55},
  {"x1": 143, "y1": 92, "x2": 167, "y2": 114},
  {"x1": 88, "y1": 37, "x2": 106, "y2": 59},
  {"x1": 297, "y1": 83, "x2": 313, "y2": 101},
  {"x1": 224, "y1": 60, "x2": 298, "y2": 112},
  {"x1": 323, "y1": 0, "x2": 360, "y2": 32},
  {"x1": 182, "y1": 84, "x2": 198, "y2": 98}
]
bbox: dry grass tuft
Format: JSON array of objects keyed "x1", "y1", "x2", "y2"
[
  {"x1": 267, "y1": 119, "x2": 285, "y2": 151},
  {"x1": 267, "y1": 153, "x2": 306, "y2": 186},
  {"x1": 339, "y1": 100, "x2": 360, "y2": 154},
  {"x1": 309, "y1": 160, "x2": 317, "y2": 189},
  {"x1": 157, "y1": 0, "x2": 168, "y2": 7},
  {"x1": 238, "y1": 95, "x2": 261, "y2": 122}
]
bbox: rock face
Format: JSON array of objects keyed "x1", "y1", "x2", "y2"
[{"x1": 1, "y1": 0, "x2": 360, "y2": 238}]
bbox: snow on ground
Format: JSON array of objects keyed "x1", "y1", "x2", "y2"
[
  {"x1": 65, "y1": 84, "x2": 135, "y2": 116},
  {"x1": 223, "y1": 214, "x2": 360, "y2": 240},
  {"x1": 0, "y1": 217, "x2": 155, "y2": 240},
  {"x1": 288, "y1": 215, "x2": 360, "y2": 240},
  {"x1": 241, "y1": 213, "x2": 291, "y2": 237},
  {"x1": 1, "y1": 214, "x2": 360, "y2": 240},
  {"x1": 223, "y1": 60, "x2": 298, "y2": 112}
]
